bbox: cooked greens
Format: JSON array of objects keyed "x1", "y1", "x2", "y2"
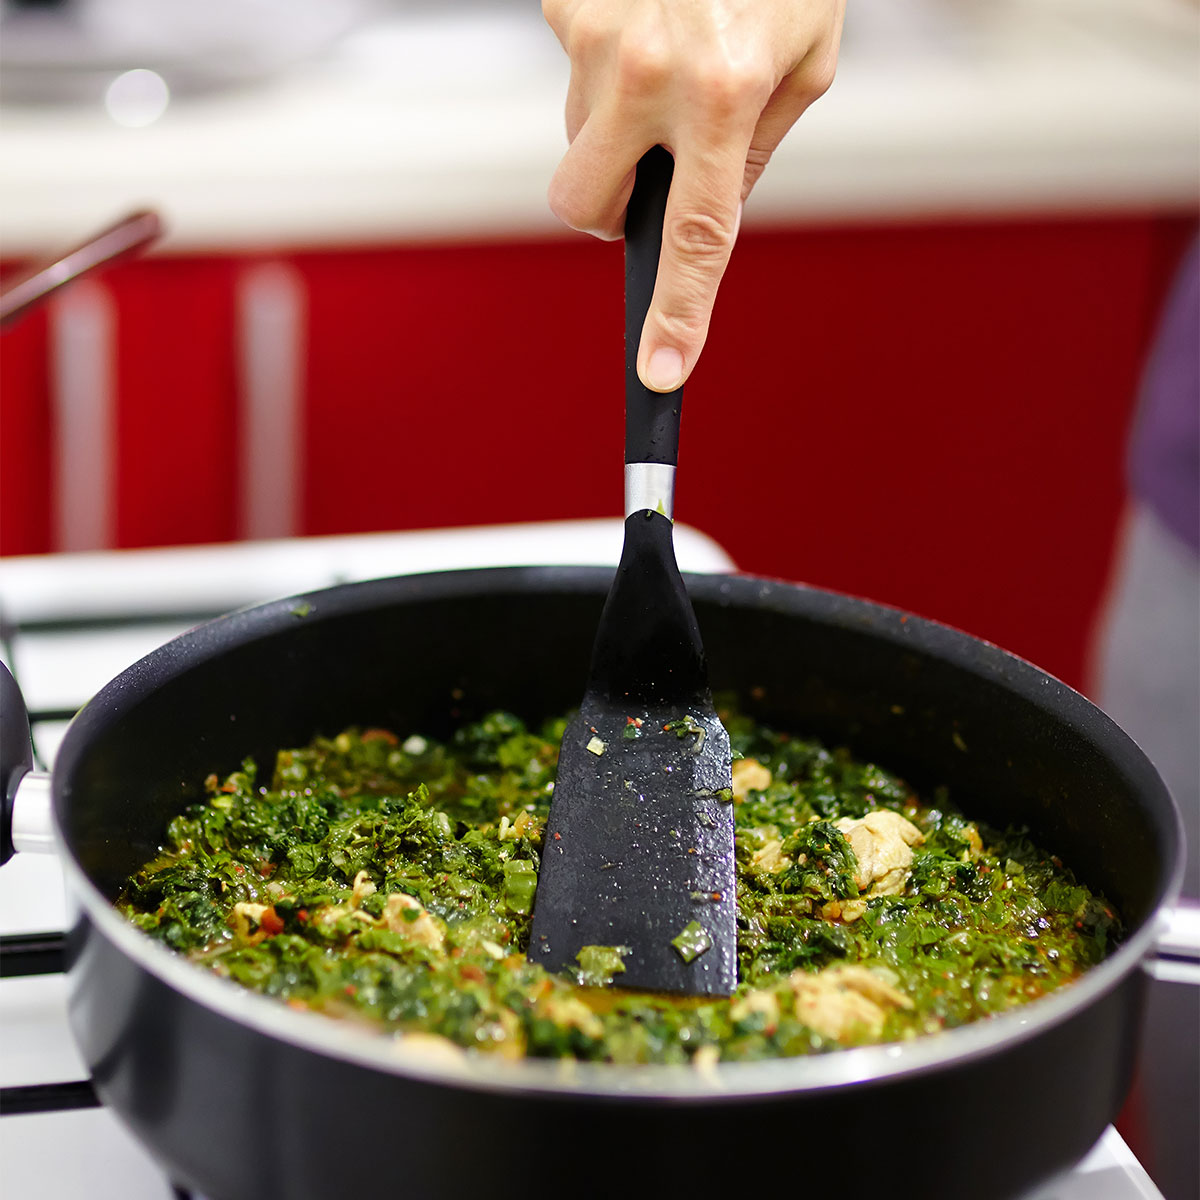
[{"x1": 117, "y1": 707, "x2": 1119, "y2": 1065}]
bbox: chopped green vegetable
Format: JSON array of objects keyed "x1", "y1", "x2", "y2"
[
  {"x1": 671, "y1": 921, "x2": 713, "y2": 964},
  {"x1": 576, "y1": 945, "x2": 629, "y2": 987},
  {"x1": 501, "y1": 860, "x2": 538, "y2": 915},
  {"x1": 117, "y1": 705, "x2": 1121, "y2": 1065}
]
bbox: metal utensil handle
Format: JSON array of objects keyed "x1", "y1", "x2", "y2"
[
  {"x1": 0, "y1": 209, "x2": 162, "y2": 329},
  {"x1": 1, "y1": 661, "x2": 36, "y2": 864},
  {"x1": 624, "y1": 147, "x2": 680, "y2": 516}
]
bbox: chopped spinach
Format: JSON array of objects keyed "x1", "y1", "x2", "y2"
[{"x1": 117, "y1": 707, "x2": 1120, "y2": 1065}]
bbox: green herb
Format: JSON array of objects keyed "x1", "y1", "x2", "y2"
[
  {"x1": 116, "y1": 707, "x2": 1121, "y2": 1065},
  {"x1": 576, "y1": 945, "x2": 629, "y2": 987},
  {"x1": 671, "y1": 921, "x2": 713, "y2": 964},
  {"x1": 501, "y1": 860, "x2": 538, "y2": 915}
]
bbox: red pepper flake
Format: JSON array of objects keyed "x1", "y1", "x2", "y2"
[
  {"x1": 344, "y1": 984, "x2": 358, "y2": 997},
  {"x1": 297, "y1": 909, "x2": 309, "y2": 923},
  {"x1": 461, "y1": 965, "x2": 485, "y2": 983},
  {"x1": 256, "y1": 861, "x2": 276, "y2": 878},
  {"x1": 259, "y1": 907, "x2": 285, "y2": 936},
  {"x1": 220, "y1": 781, "x2": 238, "y2": 793},
  {"x1": 553, "y1": 832, "x2": 562, "y2": 841},
  {"x1": 625, "y1": 716, "x2": 643, "y2": 728},
  {"x1": 711, "y1": 891, "x2": 723, "y2": 901},
  {"x1": 233, "y1": 864, "x2": 246, "y2": 877}
]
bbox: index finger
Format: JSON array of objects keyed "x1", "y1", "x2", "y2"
[{"x1": 636, "y1": 138, "x2": 750, "y2": 393}]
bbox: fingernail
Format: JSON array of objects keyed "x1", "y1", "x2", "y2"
[{"x1": 646, "y1": 346, "x2": 684, "y2": 391}]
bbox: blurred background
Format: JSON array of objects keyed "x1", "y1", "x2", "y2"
[
  {"x1": 1, "y1": 0, "x2": 1196, "y2": 690},
  {"x1": 0, "y1": 0, "x2": 1196, "y2": 1192}
]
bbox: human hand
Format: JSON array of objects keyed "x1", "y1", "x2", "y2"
[{"x1": 543, "y1": 0, "x2": 846, "y2": 392}]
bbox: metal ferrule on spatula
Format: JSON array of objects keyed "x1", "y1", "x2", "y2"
[{"x1": 625, "y1": 462, "x2": 675, "y2": 519}]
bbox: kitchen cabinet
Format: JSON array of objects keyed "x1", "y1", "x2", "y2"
[
  {"x1": 1, "y1": 0, "x2": 1196, "y2": 690},
  {"x1": 2, "y1": 211, "x2": 1194, "y2": 689}
]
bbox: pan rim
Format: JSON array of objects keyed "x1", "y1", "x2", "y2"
[{"x1": 52, "y1": 564, "x2": 1185, "y2": 1102}]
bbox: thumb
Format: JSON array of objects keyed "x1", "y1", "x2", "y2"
[{"x1": 636, "y1": 159, "x2": 744, "y2": 393}]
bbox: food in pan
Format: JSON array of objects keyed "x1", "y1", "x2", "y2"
[{"x1": 117, "y1": 706, "x2": 1120, "y2": 1064}]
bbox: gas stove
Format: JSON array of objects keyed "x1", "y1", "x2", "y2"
[{"x1": 0, "y1": 523, "x2": 1166, "y2": 1200}]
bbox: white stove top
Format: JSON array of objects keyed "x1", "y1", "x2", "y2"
[{"x1": 0, "y1": 523, "x2": 1164, "y2": 1199}]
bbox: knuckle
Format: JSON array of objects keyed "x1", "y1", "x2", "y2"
[
  {"x1": 798, "y1": 48, "x2": 840, "y2": 104},
  {"x1": 614, "y1": 31, "x2": 671, "y2": 96},
  {"x1": 741, "y1": 159, "x2": 767, "y2": 197},
  {"x1": 666, "y1": 209, "x2": 736, "y2": 261},
  {"x1": 692, "y1": 59, "x2": 770, "y2": 122},
  {"x1": 652, "y1": 304, "x2": 710, "y2": 351},
  {"x1": 564, "y1": 6, "x2": 609, "y2": 60},
  {"x1": 742, "y1": 146, "x2": 772, "y2": 195}
]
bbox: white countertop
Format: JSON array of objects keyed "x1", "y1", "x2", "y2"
[{"x1": 0, "y1": 0, "x2": 1196, "y2": 256}]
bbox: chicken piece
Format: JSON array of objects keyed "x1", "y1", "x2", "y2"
[
  {"x1": 311, "y1": 902, "x2": 374, "y2": 931},
  {"x1": 835, "y1": 810, "x2": 924, "y2": 896},
  {"x1": 749, "y1": 837, "x2": 791, "y2": 876},
  {"x1": 536, "y1": 991, "x2": 604, "y2": 1040},
  {"x1": 729, "y1": 988, "x2": 781, "y2": 1031},
  {"x1": 732, "y1": 758, "x2": 772, "y2": 800},
  {"x1": 498, "y1": 809, "x2": 543, "y2": 844},
  {"x1": 789, "y1": 964, "x2": 913, "y2": 1043},
  {"x1": 380, "y1": 892, "x2": 445, "y2": 951},
  {"x1": 691, "y1": 1044, "x2": 721, "y2": 1078},
  {"x1": 229, "y1": 902, "x2": 275, "y2": 945},
  {"x1": 963, "y1": 822, "x2": 983, "y2": 859},
  {"x1": 351, "y1": 869, "x2": 377, "y2": 907}
]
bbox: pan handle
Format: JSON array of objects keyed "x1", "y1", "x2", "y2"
[
  {"x1": 0, "y1": 209, "x2": 162, "y2": 329},
  {"x1": 1150, "y1": 897, "x2": 1200, "y2": 985},
  {"x1": 1, "y1": 661, "x2": 54, "y2": 862}
]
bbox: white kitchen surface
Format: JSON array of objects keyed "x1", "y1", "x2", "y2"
[{"x1": 0, "y1": 0, "x2": 1196, "y2": 255}]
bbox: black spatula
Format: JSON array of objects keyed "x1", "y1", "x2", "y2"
[{"x1": 529, "y1": 147, "x2": 737, "y2": 996}]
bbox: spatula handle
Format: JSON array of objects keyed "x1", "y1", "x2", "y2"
[{"x1": 625, "y1": 147, "x2": 680, "y2": 515}]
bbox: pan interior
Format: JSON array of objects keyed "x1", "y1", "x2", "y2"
[{"x1": 55, "y1": 569, "x2": 1179, "y2": 952}]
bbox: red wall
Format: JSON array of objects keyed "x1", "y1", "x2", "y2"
[{"x1": 2, "y1": 212, "x2": 1194, "y2": 689}]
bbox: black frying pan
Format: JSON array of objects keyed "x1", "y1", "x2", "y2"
[{"x1": 2, "y1": 567, "x2": 1184, "y2": 1199}]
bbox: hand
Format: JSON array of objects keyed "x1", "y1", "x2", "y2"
[{"x1": 543, "y1": 0, "x2": 846, "y2": 392}]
